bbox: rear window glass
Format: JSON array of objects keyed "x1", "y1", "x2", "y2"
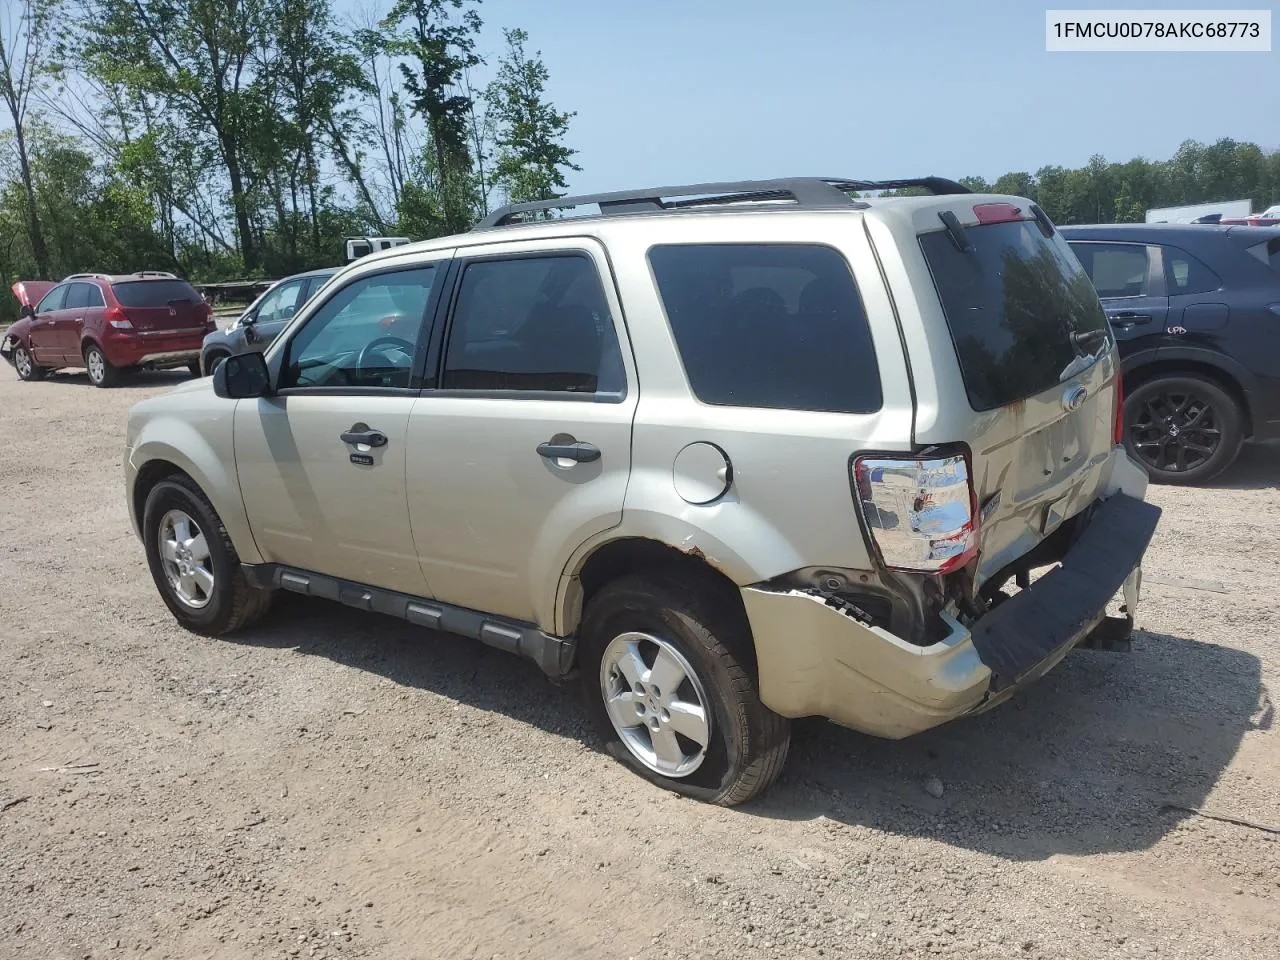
[
  {"x1": 1246, "y1": 237, "x2": 1280, "y2": 272},
  {"x1": 648, "y1": 243, "x2": 882, "y2": 414},
  {"x1": 111, "y1": 280, "x2": 201, "y2": 307},
  {"x1": 920, "y1": 221, "x2": 1111, "y2": 412}
]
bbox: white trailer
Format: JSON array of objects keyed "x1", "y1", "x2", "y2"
[
  {"x1": 1145, "y1": 200, "x2": 1252, "y2": 223},
  {"x1": 345, "y1": 236, "x2": 412, "y2": 263}
]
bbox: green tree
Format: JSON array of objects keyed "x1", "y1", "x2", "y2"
[
  {"x1": 383, "y1": 0, "x2": 483, "y2": 234},
  {"x1": 0, "y1": 0, "x2": 62, "y2": 278},
  {"x1": 83, "y1": 0, "x2": 270, "y2": 269},
  {"x1": 485, "y1": 28, "x2": 579, "y2": 205}
]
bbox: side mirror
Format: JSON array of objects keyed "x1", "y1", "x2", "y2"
[
  {"x1": 20, "y1": 304, "x2": 35, "y2": 320},
  {"x1": 212, "y1": 351, "x2": 271, "y2": 399}
]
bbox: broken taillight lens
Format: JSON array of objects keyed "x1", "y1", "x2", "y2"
[{"x1": 853, "y1": 454, "x2": 978, "y2": 575}]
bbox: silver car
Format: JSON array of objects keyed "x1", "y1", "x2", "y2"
[
  {"x1": 125, "y1": 177, "x2": 1159, "y2": 805},
  {"x1": 199, "y1": 267, "x2": 338, "y2": 375}
]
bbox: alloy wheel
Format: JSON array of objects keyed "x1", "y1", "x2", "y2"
[
  {"x1": 599, "y1": 631, "x2": 712, "y2": 778},
  {"x1": 157, "y1": 509, "x2": 215, "y2": 609},
  {"x1": 14, "y1": 346, "x2": 32, "y2": 378},
  {"x1": 1129, "y1": 387, "x2": 1221, "y2": 475},
  {"x1": 86, "y1": 348, "x2": 105, "y2": 384}
]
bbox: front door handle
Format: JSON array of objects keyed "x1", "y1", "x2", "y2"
[
  {"x1": 537, "y1": 439, "x2": 601, "y2": 463},
  {"x1": 340, "y1": 423, "x2": 388, "y2": 447}
]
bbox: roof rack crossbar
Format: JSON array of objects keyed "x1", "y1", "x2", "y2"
[{"x1": 474, "y1": 175, "x2": 970, "y2": 229}]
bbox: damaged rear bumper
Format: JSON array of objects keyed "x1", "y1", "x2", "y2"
[{"x1": 741, "y1": 491, "x2": 1161, "y2": 740}]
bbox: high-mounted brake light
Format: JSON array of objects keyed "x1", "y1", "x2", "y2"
[
  {"x1": 852, "y1": 454, "x2": 979, "y2": 575},
  {"x1": 972, "y1": 202, "x2": 1024, "y2": 225},
  {"x1": 106, "y1": 306, "x2": 132, "y2": 329}
]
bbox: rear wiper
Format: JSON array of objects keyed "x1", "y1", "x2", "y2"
[{"x1": 1070, "y1": 328, "x2": 1109, "y2": 351}]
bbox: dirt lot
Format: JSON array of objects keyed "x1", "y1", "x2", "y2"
[{"x1": 1, "y1": 363, "x2": 1277, "y2": 960}]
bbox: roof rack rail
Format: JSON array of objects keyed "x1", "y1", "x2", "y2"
[
  {"x1": 64, "y1": 272, "x2": 113, "y2": 281},
  {"x1": 131, "y1": 270, "x2": 179, "y2": 279},
  {"x1": 475, "y1": 176, "x2": 971, "y2": 229}
]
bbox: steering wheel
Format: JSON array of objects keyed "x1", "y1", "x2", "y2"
[{"x1": 356, "y1": 335, "x2": 415, "y2": 371}]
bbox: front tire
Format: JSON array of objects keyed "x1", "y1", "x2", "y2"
[
  {"x1": 12, "y1": 343, "x2": 47, "y2": 381},
  {"x1": 142, "y1": 476, "x2": 273, "y2": 635},
  {"x1": 84, "y1": 342, "x2": 120, "y2": 388},
  {"x1": 579, "y1": 572, "x2": 791, "y2": 806},
  {"x1": 188, "y1": 360, "x2": 203, "y2": 378},
  {"x1": 202, "y1": 350, "x2": 229, "y2": 377},
  {"x1": 1124, "y1": 374, "x2": 1244, "y2": 484}
]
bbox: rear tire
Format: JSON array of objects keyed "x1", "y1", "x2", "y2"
[
  {"x1": 578, "y1": 571, "x2": 791, "y2": 806},
  {"x1": 84, "y1": 342, "x2": 120, "y2": 388},
  {"x1": 142, "y1": 475, "x2": 274, "y2": 635},
  {"x1": 1124, "y1": 373, "x2": 1243, "y2": 484},
  {"x1": 188, "y1": 360, "x2": 203, "y2": 378},
  {"x1": 12, "y1": 343, "x2": 47, "y2": 381}
]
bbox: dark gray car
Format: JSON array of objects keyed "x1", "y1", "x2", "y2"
[{"x1": 199, "y1": 267, "x2": 338, "y2": 375}]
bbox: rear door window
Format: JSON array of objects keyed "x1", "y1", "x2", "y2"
[
  {"x1": 1161, "y1": 246, "x2": 1221, "y2": 294},
  {"x1": 1069, "y1": 242, "x2": 1152, "y2": 298},
  {"x1": 921, "y1": 221, "x2": 1111, "y2": 412},
  {"x1": 441, "y1": 254, "x2": 626, "y2": 397},
  {"x1": 111, "y1": 279, "x2": 201, "y2": 307},
  {"x1": 64, "y1": 283, "x2": 93, "y2": 310},
  {"x1": 648, "y1": 243, "x2": 882, "y2": 413}
]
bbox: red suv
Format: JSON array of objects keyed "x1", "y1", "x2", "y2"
[{"x1": 3, "y1": 271, "x2": 214, "y2": 387}]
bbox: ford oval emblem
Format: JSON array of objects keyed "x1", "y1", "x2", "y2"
[{"x1": 1062, "y1": 384, "x2": 1088, "y2": 412}]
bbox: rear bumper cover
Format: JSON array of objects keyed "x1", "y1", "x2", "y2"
[
  {"x1": 743, "y1": 475, "x2": 1160, "y2": 739},
  {"x1": 103, "y1": 330, "x2": 205, "y2": 367}
]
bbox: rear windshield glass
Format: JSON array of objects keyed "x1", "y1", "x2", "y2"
[
  {"x1": 112, "y1": 280, "x2": 201, "y2": 307},
  {"x1": 920, "y1": 220, "x2": 1111, "y2": 411},
  {"x1": 648, "y1": 243, "x2": 882, "y2": 413}
]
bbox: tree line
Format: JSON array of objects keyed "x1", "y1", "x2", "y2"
[
  {"x1": 2, "y1": 0, "x2": 1279, "y2": 326},
  {"x1": 902, "y1": 137, "x2": 1280, "y2": 225},
  {"x1": 0, "y1": 0, "x2": 579, "y2": 320}
]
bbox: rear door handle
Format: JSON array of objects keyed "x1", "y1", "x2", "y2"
[
  {"x1": 1109, "y1": 313, "x2": 1152, "y2": 328},
  {"x1": 537, "y1": 440, "x2": 601, "y2": 463},
  {"x1": 340, "y1": 424, "x2": 388, "y2": 447}
]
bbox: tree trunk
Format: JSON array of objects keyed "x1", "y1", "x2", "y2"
[
  {"x1": 304, "y1": 132, "x2": 321, "y2": 252},
  {"x1": 11, "y1": 113, "x2": 50, "y2": 278},
  {"x1": 223, "y1": 137, "x2": 257, "y2": 270}
]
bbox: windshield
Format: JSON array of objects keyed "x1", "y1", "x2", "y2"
[{"x1": 919, "y1": 219, "x2": 1111, "y2": 411}]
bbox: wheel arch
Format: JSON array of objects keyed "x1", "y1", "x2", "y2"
[
  {"x1": 561, "y1": 535, "x2": 759, "y2": 673},
  {"x1": 128, "y1": 436, "x2": 262, "y2": 564},
  {"x1": 1122, "y1": 347, "x2": 1256, "y2": 437}
]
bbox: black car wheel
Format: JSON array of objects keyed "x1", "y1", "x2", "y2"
[
  {"x1": 1124, "y1": 374, "x2": 1244, "y2": 484},
  {"x1": 202, "y1": 350, "x2": 229, "y2": 377}
]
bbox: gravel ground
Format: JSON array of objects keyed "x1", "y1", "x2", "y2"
[{"x1": 1, "y1": 363, "x2": 1277, "y2": 960}]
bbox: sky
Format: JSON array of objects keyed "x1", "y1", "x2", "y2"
[{"x1": 343, "y1": 0, "x2": 1278, "y2": 194}]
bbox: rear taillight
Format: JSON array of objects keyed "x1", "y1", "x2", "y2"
[
  {"x1": 1113, "y1": 375, "x2": 1126, "y2": 445},
  {"x1": 853, "y1": 453, "x2": 979, "y2": 575},
  {"x1": 106, "y1": 306, "x2": 132, "y2": 329}
]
